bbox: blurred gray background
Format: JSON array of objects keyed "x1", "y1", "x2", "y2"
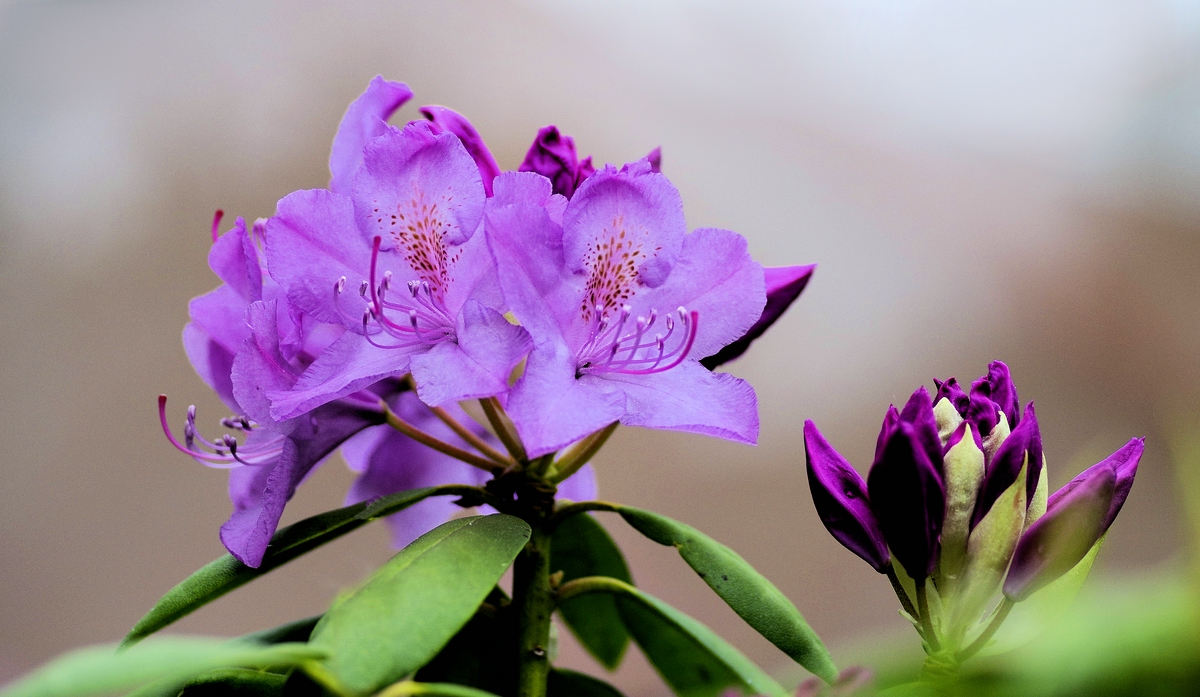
[{"x1": 2, "y1": 0, "x2": 1199, "y2": 694}]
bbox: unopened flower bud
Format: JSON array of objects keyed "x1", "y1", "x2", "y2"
[
  {"x1": 868, "y1": 420, "x2": 945, "y2": 581},
  {"x1": 804, "y1": 421, "x2": 890, "y2": 572},
  {"x1": 1004, "y1": 464, "x2": 1116, "y2": 601},
  {"x1": 937, "y1": 422, "x2": 985, "y2": 591}
]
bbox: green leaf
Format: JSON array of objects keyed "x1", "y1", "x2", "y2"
[
  {"x1": 550, "y1": 513, "x2": 632, "y2": 669},
  {"x1": 0, "y1": 638, "x2": 322, "y2": 697},
  {"x1": 560, "y1": 577, "x2": 788, "y2": 697},
  {"x1": 304, "y1": 515, "x2": 531, "y2": 697},
  {"x1": 123, "y1": 487, "x2": 447, "y2": 647},
  {"x1": 616, "y1": 506, "x2": 837, "y2": 683},
  {"x1": 177, "y1": 668, "x2": 286, "y2": 696},
  {"x1": 413, "y1": 588, "x2": 514, "y2": 694},
  {"x1": 239, "y1": 616, "x2": 322, "y2": 645},
  {"x1": 547, "y1": 668, "x2": 626, "y2": 697}
]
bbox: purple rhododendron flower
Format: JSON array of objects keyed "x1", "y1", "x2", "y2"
[
  {"x1": 486, "y1": 165, "x2": 765, "y2": 457},
  {"x1": 263, "y1": 103, "x2": 531, "y2": 419}
]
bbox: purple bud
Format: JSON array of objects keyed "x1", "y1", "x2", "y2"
[
  {"x1": 519, "y1": 125, "x2": 593, "y2": 198},
  {"x1": 419, "y1": 105, "x2": 501, "y2": 196},
  {"x1": 943, "y1": 419, "x2": 984, "y2": 455},
  {"x1": 898, "y1": 386, "x2": 944, "y2": 478},
  {"x1": 701, "y1": 264, "x2": 816, "y2": 369},
  {"x1": 868, "y1": 422, "x2": 945, "y2": 581},
  {"x1": 1048, "y1": 437, "x2": 1144, "y2": 535},
  {"x1": 874, "y1": 405, "x2": 900, "y2": 466},
  {"x1": 965, "y1": 392, "x2": 999, "y2": 438},
  {"x1": 933, "y1": 377, "x2": 970, "y2": 416},
  {"x1": 970, "y1": 360, "x2": 1020, "y2": 428},
  {"x1": 971, "y1": 403, "x2": 1041, "y2": 529},
  {"x1": 804, "y1": 421, "x2": 890, "y2": 572},
  {"x1": 1004, "y1": 464, "x2": 1116, "y2": 600}
]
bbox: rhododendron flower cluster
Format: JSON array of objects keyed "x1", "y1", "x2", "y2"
[{"x1": 161, "y1": 76, "x2": 814, "y2": 568}]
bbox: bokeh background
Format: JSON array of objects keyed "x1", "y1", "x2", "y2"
[{"x1": 2, "y1": 1, "x2": 1199, "y2": 694}]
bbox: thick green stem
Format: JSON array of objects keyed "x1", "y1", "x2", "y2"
[{"x1": 513, "y1": 526, "x2": 553, "y2": 697}]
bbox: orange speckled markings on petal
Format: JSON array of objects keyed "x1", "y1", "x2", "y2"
[
  {"x1": 372, "y1": 185, "x2": 462, "y2": 300},
  {"x1": 580, "y1": 215, "x2": 661, "y2": 322}
]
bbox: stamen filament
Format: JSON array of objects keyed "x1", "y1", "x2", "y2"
[
  {"x1": 479, "y1": 397, "x2": 528, "y2": 463},
  {"x1": 381, "y1": 400, "x2": 500, "y2": 473}
]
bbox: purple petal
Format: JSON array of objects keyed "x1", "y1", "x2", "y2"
[
  {"x1": 943, "y1": 419, "x2": 984, "y2": 455},
  {"x1": 519, "y1": 125, "x2": 592, "y2": 199},
  {"x1": 208, "y1": 216, "x2": 262, "y2": 301},
  {"x1": 1048, "y1": 437, "x2": 1144, "y2": 535},
  {"x1": 898, "y1": 386, "x2": 944, "y2": 478},
  {"x1": 505, "y1": 344, "x2": 625, "y2": 458},
  {"x1": 232, "y1": 300, "x2": 300, "y2": 427},
  {"x1": 612, "y1": 361, "x2": 760, "y2": 445},
  {"x1": 867, "y1": 422, "x2": 945, "y2": 580},
  {"x1": 1004, "y1": 465, "x2": 1115, "y2": 600},
  {"x1": 700, "y1": 264, "x2": 814, "y2": 369},
  {"x1": 804, "y1": 420, "x2": 890, "y2": 572},
  {"x1": 264, "y1": 188, "x2": 373, "y2": 330},
  {"x1": 419, "y1": 105, "x2": 501, "y2": 197},
  {"x1": 965, "y1": 392, "x2": 1000, "y2": 438},
  {"x1": 563, "y1": 161, "x2": 685, "y2": 289},
  {"x1": 645, "y1": 147, "x2": 663, "y2": 173},
  {"x1": 556, "y1": 463, "x2": 599, "y2": 503},
  {"x1": 970, "y1": 360, "x2": 1021, "y2": 428},
  {"x1": 933, "y1": 377, "x2": 970, "y2": 417},
  {"x1": 409, "y1": 300, "x2": 533, "y2": 407},
  {"x1": 873, "y1": 405, "x2": 900, "y2": 467},
  {"x1": 352, "y1": 121, "x2": 485, "y2": 250},
  {"x1": 971, "y1": 403, "x2": 1041, "y2": 529},
  {"x1": 631, "y1": 227, "x2": 765, "y2": 360},
  {"x1": 183, "y1": 322, "x2": 239, "y2": 411},
  {"x1": 221, "y1": 399, "x2": 386, "y2": 567},
  {"x1": 329, "y1": 76, "x2": 412, "y2": 195},
  {"x1": 267, "y1": 330, "x2": 411, "y2": 422},
  {"x1": 484, "y1": 172, "x2": 577, "y2": 343}
]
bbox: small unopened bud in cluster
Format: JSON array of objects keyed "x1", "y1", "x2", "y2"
[{"x1": 803, "y1": 361, "x2": 1142, "y2": 665}]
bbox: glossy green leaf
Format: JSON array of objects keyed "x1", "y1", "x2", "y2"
[
  {"x1": 547, "y1": 668, "x2": 626, "y2": 697},
  {"x1": 550, "y1": 512, "x2": 632, "y2": 669},
  {"x1": 304, "y1": 515, "x2": 531, "y2": 697},
  {"x1": 0, "y1": 638, "x2": 321, "y2": 697},
  {"x1": 413, "y1": 588, "x2": 514, "y2": 694},
  {"x1": 177, "y1": 668, "x2": 286, "y2": 696},
  {"x1": 616, "y1": 506, "x2": 837, "y2": 683},
  {"x1": 561, "y1": 577, "x2": 788, "y2": 697},
  {"x1": 123, "y1": 487, "x2": 446, "y2": 647}
]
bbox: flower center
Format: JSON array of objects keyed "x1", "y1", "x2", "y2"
[
  {"x1": 341, "y1": 236, "x2": 457, "y2": 351},
  {"x1": 579, "y1": 216, "x2": 656, "y2": 324},
  {"x1": 373, "y1": 188, "x2": 462, "y2": 302},
  {"x1": 576, "y1": 304, "x2": 699, "y2": 378}
]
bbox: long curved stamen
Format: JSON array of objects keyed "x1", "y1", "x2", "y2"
[
  {"x1": 158, "y1": 395, "x2": 283, "y2": 468},
  {"x1": 577, "y1": 307, "x2": 699, "y2": 377},
  {"x1": 211, "y1": 209, "x2": 224, "y2": 243}
]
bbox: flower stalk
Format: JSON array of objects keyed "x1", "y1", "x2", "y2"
[{"x1": 513, "y1": 526, "x2": 553, "y2": 697}]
